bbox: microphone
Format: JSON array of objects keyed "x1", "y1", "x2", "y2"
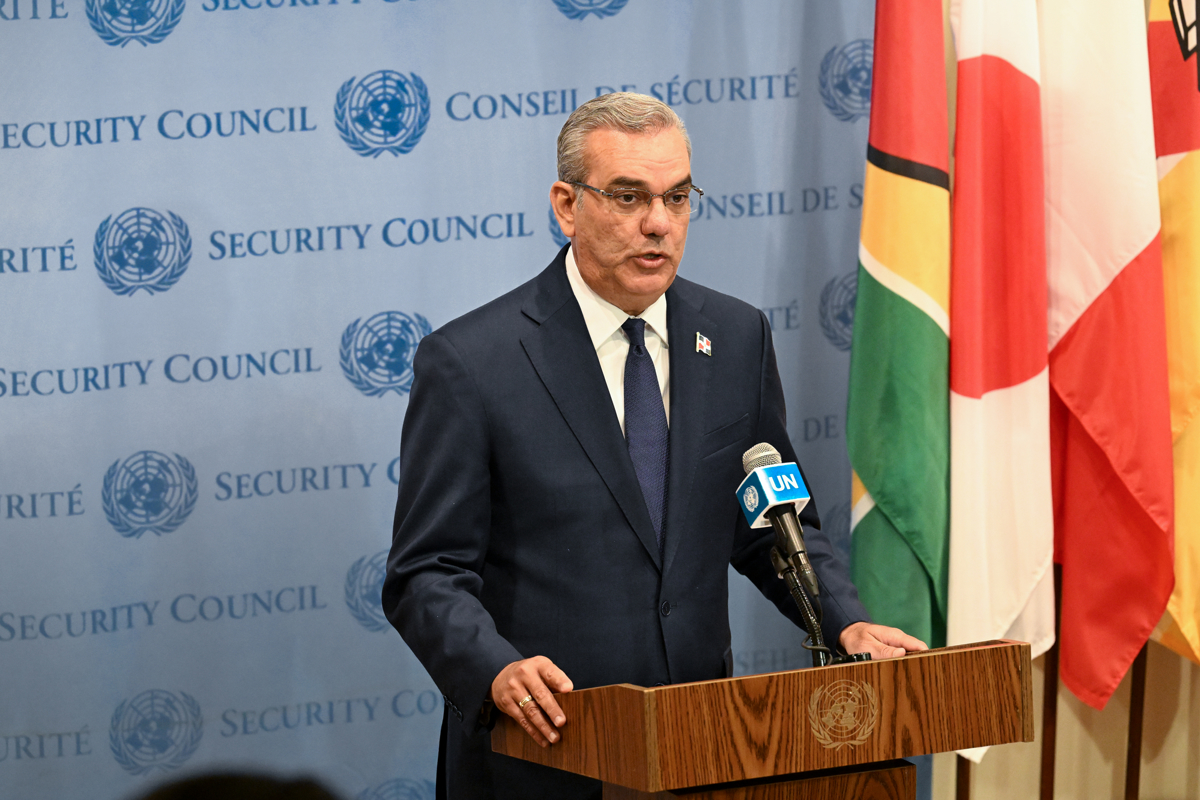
[{"x1": 737, "y1": 443, "x2": 820, "y2": 598}]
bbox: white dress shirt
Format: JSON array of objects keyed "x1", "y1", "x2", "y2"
[{"x1": 565, "y1": 246, "x2": 670, "y2": 435}]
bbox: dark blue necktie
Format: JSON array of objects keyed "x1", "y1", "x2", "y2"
[{"x1": 622, "y1": 317, "x2": 669, "y2": 553}]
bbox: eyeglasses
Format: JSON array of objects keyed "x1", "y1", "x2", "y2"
[{"x1": 570, "y1": 181, "x2": 704, "y2": 216}]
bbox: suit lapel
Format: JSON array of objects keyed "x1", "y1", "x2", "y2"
[
  {"x1": 520, "y1": 253, "x2": 663, "y2": 568},
  {"x1": 662, "y1": 279, "x2": 715, "y2": 574}
]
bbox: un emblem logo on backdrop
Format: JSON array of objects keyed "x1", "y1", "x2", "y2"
[
  {"x1": 94, "y1": 208, "x2": 192, "y2": 296},
  {"x1": 549, "y1": 205, "x2": 569, "y2": 249},
  {"x1": 819, "y1": 40, "x2": 873, "y2": 122},
  {"x1": 358, "y1": 778, "x2": 436, "y2": 800},
  {"x1": 340, "y1": 311, "x2": 432, "y2": 396},
  {"x1": 825, "y1": 501, "x2": 851, "y2": 541},
  {"x1": 110, "y1": 690, "x2": 203, "y2": 775},
  {"x1": 336, "y1": 71, "x2": 431, "y2": 158},
  {"x1": 86, "y1": 0, "x2": 185, "y2": 47},
  {"x1": 552, "y1": 0, "x2": 628, "y2": 19},
  {"x1": 346, "y1": 550, "x2": 389, "y2": 632},
  {"x1": 819, "y1": 271, "x2": 857, "y2": 352},
  {"x1": 103, "y1": 451, "x2": 198, "y2": 538}
]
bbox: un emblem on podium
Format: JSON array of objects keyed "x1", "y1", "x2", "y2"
[
  {"x1": 808, "y1": 679, "x2": 878, "y2": 750},
  {"x1": 340, "y1": 311, "x2": 432, "y2": 397},
  {"x1": 86, "y1": 0, "x2": 185, "y2": 47},
  {"x1": 103, "y1": 451, "x2": 199, "y2": 538},
  {"x1": 336, "y1": 70, "x2": 431, "y2": 158},
  {"x1": 346, "y1": 550, "x2": 390, "y2": 632},
  {"x1": 109, "y1": 689, "x2": 203, "y2": 775},
  {"x1": 819, "y1": 39, "x2": 873, "y2": 122},
  {"x1": 552, "y1": 0, "x2": 628, "y2": 20},
  {"x1": 819, "y1": 271, "x2": 857, "y2": 352},
  {"x1": 94, "y1": 208, "x2": 192, "y2": 296},
  {"x1": 357, "y1": 778, "x2": 436, "y2": 800}
]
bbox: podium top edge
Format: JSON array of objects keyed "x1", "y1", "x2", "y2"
[{"x1": 590, "y1": 640, "x2": 1029, "y2": 696}]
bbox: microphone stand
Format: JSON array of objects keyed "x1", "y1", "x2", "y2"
[
  {"x1": 770, "y1": 547, "x2": 830, "y2": 667},
  {"x1": 770, "y1": 547, "x2": 871, "y2": 668}
]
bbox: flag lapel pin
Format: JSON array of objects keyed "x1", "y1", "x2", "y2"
[{"x1": 696, "y1": 332, "x2": 712, "y2": 356}]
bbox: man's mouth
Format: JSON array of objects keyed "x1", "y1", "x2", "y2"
[{"x1": 634, "y1": 252, "x2": 667, "y2": 267}]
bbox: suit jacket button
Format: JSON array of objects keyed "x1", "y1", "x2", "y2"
[{"x1": 660, "y1": 601, "x2": 671, "y2": 617}]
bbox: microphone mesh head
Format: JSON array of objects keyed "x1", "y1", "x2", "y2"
[{"x1": 742, "y1": 442, "x2": 782, "y2": 474}]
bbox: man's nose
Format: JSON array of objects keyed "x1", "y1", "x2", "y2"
[{"x1": 641, "y1": 197, "x2": 673, "y2": 236}]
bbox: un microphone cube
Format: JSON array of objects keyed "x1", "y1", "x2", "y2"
[{"x1": 736, "y1": 463, "x2": 811, "y2": 528}]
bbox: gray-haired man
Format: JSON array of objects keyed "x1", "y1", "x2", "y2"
[{"x1": 383, "y1": 92, "x2": 924, "y2": 799}]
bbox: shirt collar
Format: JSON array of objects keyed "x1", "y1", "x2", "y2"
[{"x1": 565, "y1": 246, "x2": 670, "y2": 351}]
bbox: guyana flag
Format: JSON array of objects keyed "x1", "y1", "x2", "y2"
[
  {"x1": 1149, "y1": 0, "x2": 1200, "y2": 665},
  {"x1": 846, "y1": 0, "x2": 950, "y2": 649}
]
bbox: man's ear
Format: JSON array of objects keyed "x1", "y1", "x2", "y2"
[{"x1": 549, "y1": 182, "x2": 577, "y2": 238}]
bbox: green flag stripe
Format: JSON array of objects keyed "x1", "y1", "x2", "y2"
[
  {"x1": 847, "y1": 262, "x2": 949, "y2": 617},
  {"x1": 851, "y1": 506, "x2": 944, "y2": 646}
]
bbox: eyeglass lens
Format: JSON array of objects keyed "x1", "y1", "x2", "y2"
[{"x1": 609, "y1": 187, "x2": 697, "y2": 215}]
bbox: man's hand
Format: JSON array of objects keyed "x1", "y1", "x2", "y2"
[
  {"x1": 839, "y1": 621, "x2": 928, "y2": 660},
  {"x1": 490, "y1": 656, "x2": 574, "y2": 748}
]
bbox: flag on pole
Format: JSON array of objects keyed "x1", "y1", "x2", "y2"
[
  {"x1": 1148, "y1": 0, "x2": 1200, "y2": 665},
  {"x1": 946, "y1": 0, "x2": 1056, "y2": 675},
  {"x1": 1041, "y1": 0, "x2": 1175, "y2": 709},
  {"x1": 847, "y1": 0, "x2": 950, "y2": 649}
]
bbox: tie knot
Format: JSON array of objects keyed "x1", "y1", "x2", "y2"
[{"x1": 622, "y1": 317, "x2": 647, "y2": 348}]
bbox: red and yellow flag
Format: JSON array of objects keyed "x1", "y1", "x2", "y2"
[
  {"x1": 1041, "y1": 0, "x2": 1175, "y2": 709},
  {"x1": 1149, "y1": 0, "x2": 1200, "y2": 664}
]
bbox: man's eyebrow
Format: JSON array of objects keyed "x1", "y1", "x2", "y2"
[{"x1": 607, "y1": 175, "x2": 693, "y2": 190}]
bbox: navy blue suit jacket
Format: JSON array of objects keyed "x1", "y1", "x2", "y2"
[{"x1": 383, "y1": 247, "x2": 869, "y2": 799}]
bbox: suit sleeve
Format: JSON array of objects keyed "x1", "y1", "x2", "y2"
[
  {"x1": 729, "y1": 312, "x2": 872, "y2": 649},
  {"x1": 382, "y1": 332, "x2": 524, "y2": 731}
]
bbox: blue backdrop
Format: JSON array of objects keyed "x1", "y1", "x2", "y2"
[{"x1": 0, "y1": 1, "x2": 874, "y2": 797}]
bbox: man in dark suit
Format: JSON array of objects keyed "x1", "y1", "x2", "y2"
[{"x1": 382, "y1": 93, "x2": 924, "y2": 800}]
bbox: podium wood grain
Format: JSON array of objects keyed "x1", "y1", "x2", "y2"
[
  {"x1": 602, "y1": 760, "x2": 916, "y2": 800},
  {"x1": 492, "y1": 640, "x2": 1033, "y2": 793}
]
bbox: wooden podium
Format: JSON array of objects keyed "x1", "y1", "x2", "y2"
[{"x1": 493, "y1": 640, "x2": 1033, "y2": 799}]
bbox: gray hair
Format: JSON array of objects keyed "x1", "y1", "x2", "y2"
[{"x1": 556, "y1": 92, "x2": 692, "y2": 187}]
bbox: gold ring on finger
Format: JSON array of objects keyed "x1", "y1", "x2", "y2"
[{"x1": 518, "y1": 695, "x2": 533, "y2": 709}]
